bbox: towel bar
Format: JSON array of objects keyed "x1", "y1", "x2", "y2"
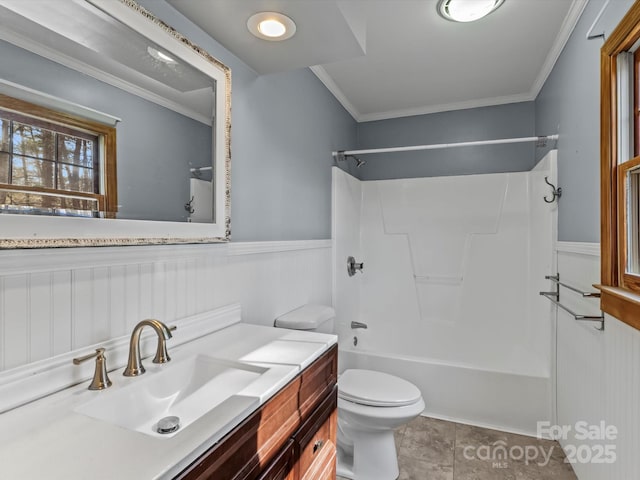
[
  {"x1": 540, "y1": 274, "x2": 604, "y2": 331},
  {"x1": 544, "y1": 275, "x2": 600, "y2": 298}
]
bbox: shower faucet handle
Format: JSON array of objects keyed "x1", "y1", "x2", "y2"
[
  {"x1": 351, "y1": 321, "x2": 368, "y2": 329},
  {"x1": 347, "y1": 256, "x2": 364, "y2": 276}
]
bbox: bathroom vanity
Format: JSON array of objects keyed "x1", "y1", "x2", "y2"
[
  {"x1": 177, "y1": 345, "x2": 337, "y2": 480},
  {"x1": 0, "y1": 306, "x2": 338, "y2": 479}
]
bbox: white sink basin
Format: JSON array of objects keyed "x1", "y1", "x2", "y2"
[{"x1": 75, "y1": 354, "x2": 266, "y2": 438}]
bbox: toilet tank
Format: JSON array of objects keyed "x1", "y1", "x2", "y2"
[{"x1": 274, "y1": 304, "x2": 335, "y2": 333}]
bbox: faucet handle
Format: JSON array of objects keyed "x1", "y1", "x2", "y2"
[
  {"x1": 73, "y1": 348, "x2": 112, "y2": 390},
  {"x1": 347, "y1": 256, "x2": 364, "y2": 276}
]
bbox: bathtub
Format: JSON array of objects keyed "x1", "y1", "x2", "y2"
[
  {"x1": 332, "y1": 152, "x2": 558, "y2": 438},
  {"x1": 339, "y1": 346, "x2": 551, "y2": 437}
]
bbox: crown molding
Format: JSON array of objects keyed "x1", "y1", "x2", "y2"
[
  {"x1": 310, "y1": 65, "x2": 361, "y2": 120},
  {"x1": 357, "y1": 92, "x2": 535, "y2": 122},
  {"x1": 530, "y1": 0, "x2": 588, "y2": 99}
]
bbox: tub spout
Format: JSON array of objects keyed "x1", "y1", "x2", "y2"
[{"x1": 351, "y1": 321, "x2": 368, "y2": 329}]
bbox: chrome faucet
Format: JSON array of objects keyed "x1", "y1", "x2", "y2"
[{"x1": 123, "y1": 319, "x2": 175, "y2": 377}]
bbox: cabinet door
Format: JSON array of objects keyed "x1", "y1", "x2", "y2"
[
  {"x1": 293, "y1": 386, "x2": 337, "y2": 480},
  {"x1": 300, "y1": 441, "x2": 336, "y2": 480},
  {"x1": 257, "y1": 440, "x2": 295, "y2": 480}
]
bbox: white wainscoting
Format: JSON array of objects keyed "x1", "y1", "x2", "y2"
[
  {"x1": 0, "y1": 240, "x2": 332, "y2": 371},
  {"x1": 554, "y1": 242, "x2": 640, "y2": 480},
  {"x1": 604, "y1": 315, "x2": 640, "y2": 480}
]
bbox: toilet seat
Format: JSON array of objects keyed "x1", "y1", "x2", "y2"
[{"x1": 338, "y1": 369, "x2": 422, "y2": 407}]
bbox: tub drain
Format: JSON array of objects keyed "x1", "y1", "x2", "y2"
[{"x1": 156, "y1": 416, "x2": 180, "y2": 434}]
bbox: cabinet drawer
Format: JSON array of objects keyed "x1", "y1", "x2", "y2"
[
  {"x1": 293, "y1": 386, "x2": 337, "y2": 479},
  {"x1": 298, "y1": 345, "x2": 337, "y2": 421},
  {"x1": 300, "y1": 440, "x2": 336, "y2": 480}
]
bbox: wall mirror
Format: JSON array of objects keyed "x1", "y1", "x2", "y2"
[{"x1": 0, "y1": 0, "x2": 231, "y2": 247}]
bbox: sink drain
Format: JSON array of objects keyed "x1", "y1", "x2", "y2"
[{"x1": 156, "y1": 416, "x2": 180, "y2": 434}]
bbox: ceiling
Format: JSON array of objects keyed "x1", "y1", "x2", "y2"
[{"x1": 167, "y1": 0, "x2": 586, "y2": 122}]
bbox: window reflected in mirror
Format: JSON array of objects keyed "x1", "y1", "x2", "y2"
[
  {"x1": 0, "y1": 95, "x2": 117, "y2": 218},
  {"x1": 0, "y1": 110, "x2": 105, "y2": 217}
]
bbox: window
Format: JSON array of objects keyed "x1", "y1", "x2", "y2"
[
  {"x1": 600, "y1": 1, "x2": 640, "y2": 330},
  {"x1": 0, "y1": 94, "x2": 117, "y2": 217}
]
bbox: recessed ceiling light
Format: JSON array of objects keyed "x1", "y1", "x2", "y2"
[
  {"x1": 247, "y1": 12, "x2": 296, "y2": 41},
  {"x1": 259, "y1": 19, "x2": 287, "y2": 38},
  {"x1": 438, "y1": 0, "x2": 505, "y2": 23},
  {"x1": 147, "y1": 46, "x2": 176, "y2": 64}
]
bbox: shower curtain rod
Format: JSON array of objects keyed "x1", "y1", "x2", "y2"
[{"x1": 332, "y1": 134, "x2": 559, "y2": 158}]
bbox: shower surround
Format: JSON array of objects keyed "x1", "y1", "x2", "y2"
[{"x1": 333, "y1": 151, "x2": 557, "y2": 435}]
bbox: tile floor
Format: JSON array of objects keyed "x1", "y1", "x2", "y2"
[{"x1": 337, "y1": 416, "x2": 578, "y2": 480}]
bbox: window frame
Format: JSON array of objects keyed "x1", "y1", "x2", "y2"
[
  {"x1": 600, "y1": 1, "x2": 640, "y2": 330},
  {"x1": 0, "y1": 93, "x2": 117, "y2": 217}
]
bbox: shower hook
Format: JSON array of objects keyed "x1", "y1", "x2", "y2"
[{"x1": 543, "y1": 177, "x2": 562, "y2": 203}]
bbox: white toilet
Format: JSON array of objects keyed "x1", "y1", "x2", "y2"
[{"x1": 275, "y1": 305, "x2": 425, "y2": 480}]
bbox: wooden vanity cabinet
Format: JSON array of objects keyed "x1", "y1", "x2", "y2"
[
  {"x1": 256, "y1": 440, "x2": 295, "y2": 480},
  {"x1": 175, "y1": 344, "x2": 338, "y2": 480},
  {"x1": 293, "y1": 386, "x2": 337, "y2": 480}
]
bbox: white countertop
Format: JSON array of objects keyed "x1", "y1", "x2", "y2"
[{"x1": 0, "y1": 323, "x2": 337, "y2": 480}]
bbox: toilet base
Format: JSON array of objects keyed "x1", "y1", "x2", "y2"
[
  {"x1": 336, "y1": 447, "x2": 354, "y2": 479},
  {"x1": 337, "y1": 428, "x2": 399, "y2": 480}
]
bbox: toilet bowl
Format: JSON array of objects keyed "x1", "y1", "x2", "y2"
[
  {"x1": 336, "y1": 369, "x2": 425, "y2": 480},
  {"x1": 274, "y1": 305, "x2": 425, "y2": 480}
]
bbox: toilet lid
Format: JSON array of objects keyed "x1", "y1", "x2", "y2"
[{"x1": 338, "y1": 369, "x2": 422, "y2": 407}]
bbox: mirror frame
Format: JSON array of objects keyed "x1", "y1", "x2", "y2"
[{"x1": 0, "y1": 0, "x2": 231, "y2": 248}]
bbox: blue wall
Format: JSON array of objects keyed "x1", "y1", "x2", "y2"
[
  {"x1": 142, "y1": 0, "x2": 638, "y2": 243},
  {"x1": 355, "y1": 102, "x2": 536, "y2": 181},
  {"x1": 138, "y1": 0, "x2": 357, "y2": 241},
  {"x1": 536, "y1": 0, "x2": 634, "y2": 243}
]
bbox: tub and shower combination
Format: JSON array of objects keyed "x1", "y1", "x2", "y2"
[{"x1": 332, "y1": 150, "x2": 557, "y2": 436}]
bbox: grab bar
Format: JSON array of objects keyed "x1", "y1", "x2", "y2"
[
  {"x1": 540, "y1": 274, "x2": 604, "y2": 331},
  {"x1": 544, "y1": 275, "x2": 601, "y2": 298}
]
